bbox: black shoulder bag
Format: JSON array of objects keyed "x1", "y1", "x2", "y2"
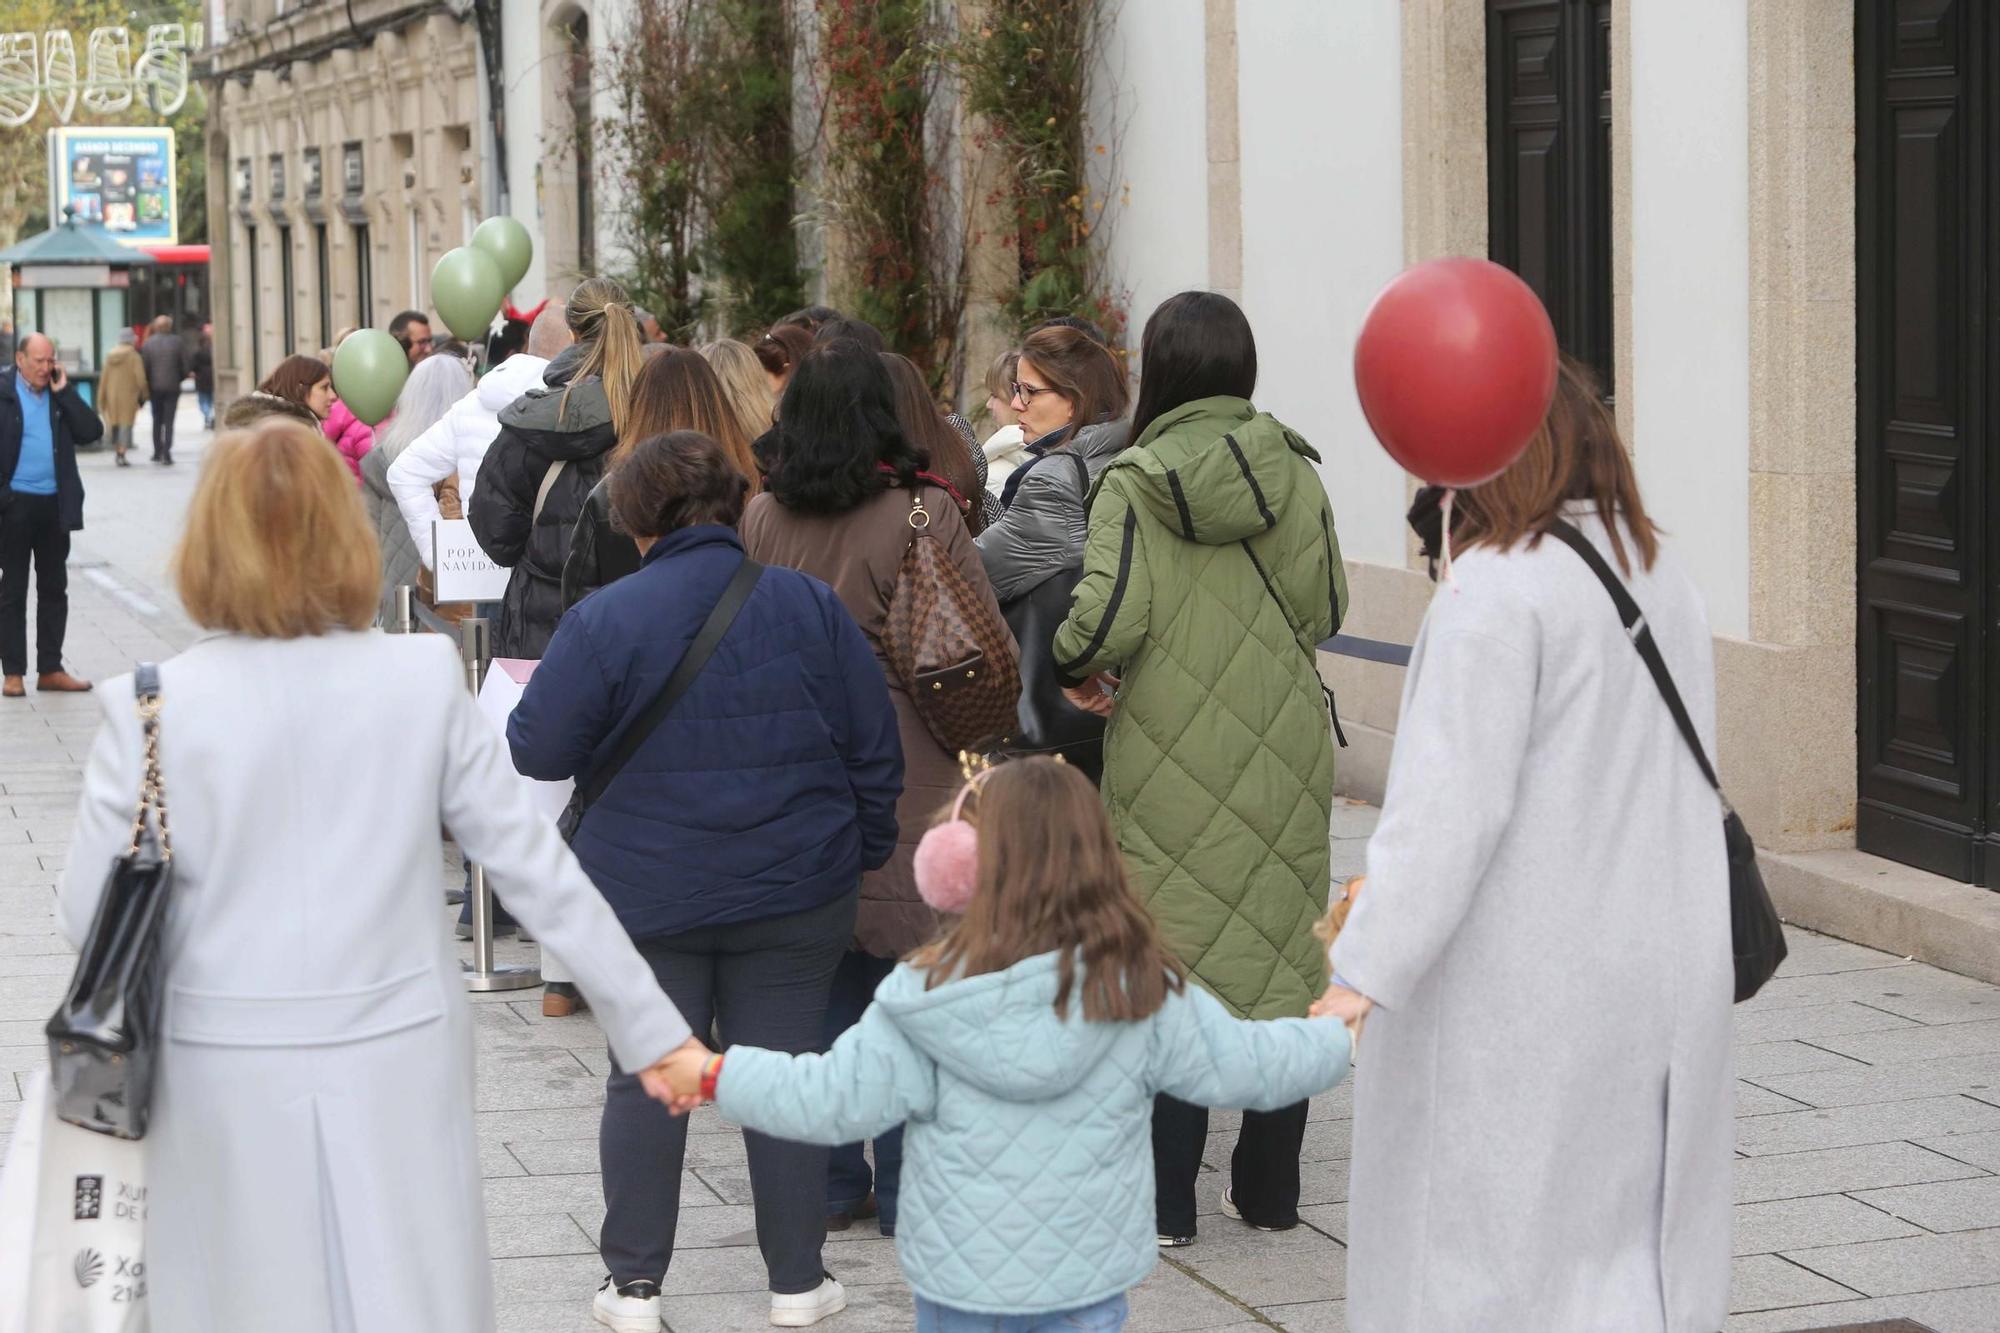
[
  {"x1": 557, "y1": 559, "x2": 763, "y2": 842},
  {"x1": 47, "y1": 664, "x2": 174, "y2": 1138},
  {"x1": 1000, "y1": 452, "x2": 1107, "y2": 781},
  {"x1": 1548, "y1": 520, "x2": 1786, "y2": 1002}
]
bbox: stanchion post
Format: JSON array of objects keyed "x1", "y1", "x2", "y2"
[
  {"x1": 390, "y1": 585, "x2": 414, "y2": 634},
  {"x1": 455, "y1": 612, "x2": 540, "y2": 993}
]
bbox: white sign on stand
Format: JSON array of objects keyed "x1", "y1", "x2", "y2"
[{"x1": 433, "y1": 519, "x2": 511, "y2": 602}]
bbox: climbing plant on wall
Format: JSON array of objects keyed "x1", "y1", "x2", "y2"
[
  {"x1": 811, "y1": 0, "x2": 968, "y2": 391},
  {"x1": 948, "y1": 0, "x2": 1126, "y2": 345},
  {"x1": 608, "y1": 0, "x2": 804, "y2": 339}
]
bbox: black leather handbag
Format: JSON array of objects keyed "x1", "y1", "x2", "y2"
[
  {"x1": 1001, "y1": 563, "x2": 1106, "y2": 783},
  {"x1": 47, "y1": 664, "x2": 175, "y2": 1139},
  {"x1": 1549, "y1": 521, "x2": 1787, "y2": 1002}
]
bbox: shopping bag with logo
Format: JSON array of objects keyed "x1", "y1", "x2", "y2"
[{"x1": 0, "y1": 1069, "x2": 148, "y2": 1333}]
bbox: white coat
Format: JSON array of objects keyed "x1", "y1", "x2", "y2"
[
  {"x1": 1332, "y1": 510, "x2": 1733, "y2": 1332},
  {"x1": 57, "y1": 630, "x2": 691, "y2": 1333},
  {"x1": 388, "y1": 352, "x2": 549, "y2": 568}
]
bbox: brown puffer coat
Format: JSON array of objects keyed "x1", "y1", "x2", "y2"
[{"x1": 741, "y1": 481, "x2": 1012, "y2": 957}]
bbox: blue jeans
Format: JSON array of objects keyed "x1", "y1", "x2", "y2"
[
  {"x1": 196, "y1": 390, "x2": 213, "y2": 425},
  {"x1": 824, "y1": 949, "x2": 900, "y2": 1226},
  {"x1": 914, "y1": 1293, "x2": 1129, "y2": 1332}
]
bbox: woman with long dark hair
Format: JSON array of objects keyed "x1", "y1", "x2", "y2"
[
  {"x1": 563, "y1": 346, "x2": 760, "y2": 606},
  {"x1": 741, "y1": 339, "x2": 1014, "y2": 1241},
  {"x1": 1052, "y1": 291, "x2": 1345, "y2": 1247},
  {"x1": 880, "y1": 351, "x2": 983, "y2": 534},
  {"x1": 1322, "y1": 357, "x2": 1731, "y2": 1330}
]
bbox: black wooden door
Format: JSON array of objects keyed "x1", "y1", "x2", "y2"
[
  {"x1": 1856, "y1": 0, "x2": 1999, "y2": 883},
  {"x1": 1486, "y1": 0, "x2": 1613, "y2": 391}
]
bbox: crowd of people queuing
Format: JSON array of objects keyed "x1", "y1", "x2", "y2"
[{"x1": 11, "y1": 262, "x2": 1736, "y2": 1333}]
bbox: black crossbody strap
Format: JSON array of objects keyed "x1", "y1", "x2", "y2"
[
  {"x1": 1546, "y1": 520, "x2": 1722, "y2": 795},
  {"x1": 574, "y1": 558, "x2": 763, "y2": 815}
]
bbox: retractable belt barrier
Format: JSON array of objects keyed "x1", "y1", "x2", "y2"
[{"x1": 389, "y1": 586, "x2": 542, "y2": 994}]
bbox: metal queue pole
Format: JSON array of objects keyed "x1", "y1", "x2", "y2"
[{"x1": 392, "y1": 585, "x2": 542, "y2": 993}]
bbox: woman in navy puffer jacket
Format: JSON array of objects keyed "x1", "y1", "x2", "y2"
[{"x1": 509, "y1": 429, "x2": 903, "y2": 1329}]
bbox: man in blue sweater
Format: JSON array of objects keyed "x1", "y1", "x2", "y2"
[{"x1": 0, "y1": 333, "x2": 99, "y2": 697}]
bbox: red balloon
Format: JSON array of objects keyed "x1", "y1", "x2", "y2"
[{"x1": 1353, "y1": 257, "x2": 1559, "y2": 488}]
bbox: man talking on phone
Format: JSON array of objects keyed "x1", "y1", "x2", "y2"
[{"x1": 0, "y1": 333, "x2": 98, "y2": 698}]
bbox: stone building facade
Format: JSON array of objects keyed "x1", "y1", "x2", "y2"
[
  {"x1": 1095, "y1": 0, "x2": 1999, "y2": 979},
  {"x1": 205, "y1": 0, "x2": 487, "y2": 403}
]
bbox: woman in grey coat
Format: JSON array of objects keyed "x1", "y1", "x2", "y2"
[
  {"x1": 974, "y1": 325, "x2": 1130, "y2": 603},
  {"x1": 362, "y1": 353, "x2": 473, "y2": 625},
  {"x1": 56, "y1": 419, "x2": 699, "y2": 1333},
  {"x1": 1324, "y1": 359, "x2": 1733, "y2": 1331}
]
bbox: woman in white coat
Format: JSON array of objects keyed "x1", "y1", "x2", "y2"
[
  {"x1": 1322, "y1": 359, "x2": 1733, "y2": 1332},
  {"x1": 56, "y1": 419, "x2": 700, "y2": 1333}
]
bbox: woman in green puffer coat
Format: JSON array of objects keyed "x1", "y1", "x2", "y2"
[{"x1": 1051, "y1": 291, "x2": 1347, "y2": 1246}]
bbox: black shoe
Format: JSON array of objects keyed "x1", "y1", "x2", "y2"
[
  {"x1": 826, "y1": 1192, "x2": 878, "y2": 1232},
  {"x1": 115, "y1": 453, "x2": 130, "y2": 467}
]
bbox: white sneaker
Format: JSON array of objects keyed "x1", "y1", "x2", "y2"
[
  {"x1": 593, "y1": 1276, "x2": 664, "y2": 1332},
  {"x1": 770, "y1": 1275, "x2": 847, "y2": 1327}
]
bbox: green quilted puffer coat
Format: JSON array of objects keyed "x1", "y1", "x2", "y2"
[{"x1": 1052, "y1": 397, "x2": 1347, "y2": 1019}]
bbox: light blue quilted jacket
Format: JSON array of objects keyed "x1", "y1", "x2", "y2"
[{"x1": 713, "y1": 951, "x2": 1350, "y2": 1315}]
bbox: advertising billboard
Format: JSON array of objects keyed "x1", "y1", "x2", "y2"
[{"x1": 48, "y1": 126, "x2": 177, "y2": 247}]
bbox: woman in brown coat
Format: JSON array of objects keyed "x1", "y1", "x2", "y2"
[
  {"x1": 740, "y1": 338, "x2": 1011, "y2": 1238},
  {"x1": 98, "y1": 330, "x2": 149, "y2": 466}
]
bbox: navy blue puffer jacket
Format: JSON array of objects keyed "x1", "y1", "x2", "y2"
[{"x1": 508, "y1": 525, "x2": 904, "y2": 939}]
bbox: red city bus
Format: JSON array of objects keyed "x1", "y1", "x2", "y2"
[{"x1": 130, "y1": 242, "x2": 210, "y2": 333}]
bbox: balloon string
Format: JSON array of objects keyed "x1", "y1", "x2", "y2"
[{"x1": 1440, "y1": 489, "x2": 1458, "y2": 590}]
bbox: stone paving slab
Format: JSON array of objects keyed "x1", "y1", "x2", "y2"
[{"x1": 6, "y1": 417, "x2": 2000, "y2": 1329}]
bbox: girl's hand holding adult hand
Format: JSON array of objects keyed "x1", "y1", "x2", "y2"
[
  {"x1": 639, "y1": 1036, "x2": 713, "y2": 1115},
  {"x1": 1062, "y1": 673, "x2": 1120, "y2": 717},
  {"x1": 1310, "y1": 984, "x2": 1374, "y2": 1043}
]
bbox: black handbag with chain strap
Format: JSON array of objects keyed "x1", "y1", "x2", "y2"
[{"x1": 47, "y1": 664, "x2": 176, "y2": 1138}]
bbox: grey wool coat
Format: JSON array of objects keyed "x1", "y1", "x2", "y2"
[
  {"x1": 57, "y1": 631, "x2": 692, "y2": 1333},
  {"x1": 1332, "y1": 510, "x2": 1733, "y2": 1333}
]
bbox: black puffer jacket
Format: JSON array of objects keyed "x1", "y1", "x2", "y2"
[{"x1": 469, "y1": 344, "x2": 618, "y2": 657}]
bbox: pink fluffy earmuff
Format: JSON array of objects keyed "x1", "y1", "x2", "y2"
[{"x1": 913, "y1": 776, "x2": 986, "y2": 913}]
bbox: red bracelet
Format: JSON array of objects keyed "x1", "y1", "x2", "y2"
[{"x1": 699, "y1": 1052, "x2": 724, "y2": 1102}]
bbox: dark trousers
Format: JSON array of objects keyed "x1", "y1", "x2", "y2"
[
  {"x1": 599, "y1": 891, "x2": 855, "y2": 1293},
  {"x1": 0, "y1": 493, "x2": 68, "y2": 677},
  {"x1": 823, "y1": 950, "x2": 902, "y2": 1225},
  {"x1": 1152, "y1": 1093, "x2": 1310, "y2": 1236},
  {"x1": 149, "y1": 390, "x2": 179, "y2": 458}
]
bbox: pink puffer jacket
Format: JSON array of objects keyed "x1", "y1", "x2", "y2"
[{"x1": 324, "y1": 398, "x2": 374, "y2": 483}]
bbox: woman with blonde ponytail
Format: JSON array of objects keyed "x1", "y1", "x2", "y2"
[{"x1": 469, "y1": 276, "x2": 644, "y2": 657}]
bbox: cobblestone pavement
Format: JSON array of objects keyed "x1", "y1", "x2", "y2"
[{"x1": 3, "y1": 409, "x2": 2000, "y2": 1330}]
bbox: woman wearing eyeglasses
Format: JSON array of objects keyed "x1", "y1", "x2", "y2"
[{"x1": 974, "y1": 325, "x2": 1129, "y2": 779}]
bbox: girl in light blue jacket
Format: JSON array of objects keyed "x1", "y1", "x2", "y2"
[{"x1": 679, "y1": 757, "x2": 1350, "y2": 1333}]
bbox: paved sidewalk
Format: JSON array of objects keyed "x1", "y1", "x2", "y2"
[{"x1": 4, "y1": 411, "x2": 2000, "y2": 1329}]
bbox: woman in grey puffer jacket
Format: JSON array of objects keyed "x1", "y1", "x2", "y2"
[
  {"x1": 976, "y1": 326, "x2": 1129, "y2": 780},
  {"x1": 361, "y1": 354, "x2": 473, "y2": 625},
  {"x1": 976, "y1": 325, "x2": 1130, "y2": 601}
]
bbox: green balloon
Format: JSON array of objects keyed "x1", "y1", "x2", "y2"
[
  {"x1": 431, "y1": 246, "x2": 505, "y2": 341},
  {"x1": 471, "y1": 215, "x2": 533, "y2": 292},
  {"x1": 331, "y1": 329, "x2": 410, "y2": 427}
]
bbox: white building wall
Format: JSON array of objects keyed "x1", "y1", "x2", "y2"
[
  {"x1": 499, "y1": 0, "x2": 547, "y2": 301},
  {"x1": 1628, "y1": 0, "x2": 1751, "y2": 637},
  {"x1": 1095, "y1": 0, "x2": 1212, "y2": 347},
  {"x1": 1236, "y1": 0, "x2": 1408, "y2": 568}
]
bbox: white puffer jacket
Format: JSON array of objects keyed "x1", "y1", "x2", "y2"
[{"x1": 388, "y1": 353, "x2": 550, "y2": 568}]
